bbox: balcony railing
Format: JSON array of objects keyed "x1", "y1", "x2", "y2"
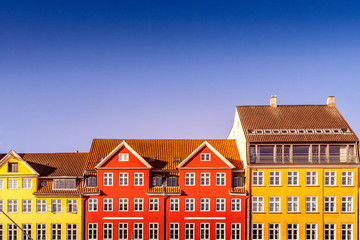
[{"x1": 251, "y1": 153, "x2": 356, "y2": 164}]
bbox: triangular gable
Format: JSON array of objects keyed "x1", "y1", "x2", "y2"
[
  {"x1": 177, "y1": 141, "x2": 235, "y2": 169},
  {"x1": 0, "y1": 149, "x2": 39, "y2": 175},
  {"x1": 95, "y1": 141, "x2": 152, "y2": 169}
]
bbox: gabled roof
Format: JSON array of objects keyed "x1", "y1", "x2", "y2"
[{"x1": 0, "y1": 150, "x2": 39, "y2": 175}]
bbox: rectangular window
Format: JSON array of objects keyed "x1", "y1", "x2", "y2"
[
  {"x1": 118, "y1": 198, "x2": 128, "y2": 211},
  {"x1": 324, "y1": 171, "x2": 336, "y2": 186},
  {"x1": 0, "y1": 178, "x2": 3, "y2": 189},
  {"x1": 134, "y1": 173, "x2": 144, "y2": 186},
  {"x1": 51, "y1": 199, "x2": 62, "y2": 213},
  {"x1": 169, "y1": 223, "x2": 179, "y2": 240},
  {"x1": 134, "y1": 198, "x2": 143, "y2": 211},
  {"x1": 86, "y1": 176, "x2": 97, "y2": 187},
  {"x1": 305, "y1": 223, "x2": 317, "y2": 240},
  {"x1": 103, "y1": 173, "x2": 113, "y2": 186},
  {"x1": 324, "y1": 197, "x2": 336, "y2": 212},
  {"x1": 0, "y1": 224, "x2": 2, "y2": 240},
  {"x1": 287, "y1": 171, "x2": 299, "y2": 186},
  {"x1": 185, "y1": 198, "x2": 195, "y2": 211},
  {"x1": 36, "y1": 224, "x2": 46, "y2": 240},
  {"x1": 119, "y1": 173, "x2": 128, "y2": 186},
  {"x1": 231, "y1": 223, "x2": 241, "y2": 240},
  {"x1": 103, "y1": 223, "x2": 113, "y2": 240},
  {"x1": 200, "y1": 198, "x2": 210, "y2": 211},
  {"x1": 0, "y1": 200, "x2": 2, "y2": 212},
  {"x1": 269, "y1": 197, "x2": 280, "y2": 213},
  {"x1": 185, "y1": 223, "x2": 194, "y2": 240},
  {"x1": 53, "y1": 179, "x2": 76, "y2": 189},
  {"x1": 133, "y1": 223, "x2": 143, "y2": 240},
  {"x1": 88, "y1": 223, "x2": 98, "y2": 240},
  {"x1": 231, "y1": 198, "x2": 241, "y2": 212},
  {"x1": 252, "y1": 223, "x2": 263, "y2": 240},
  {"x1": 22, "y1": 178, "x2": 32, "y2": 189},
  {"x1": 88, "y1": 199, "x2": 98, "y2": 212},
  {"x1": 51, "y1": 224, "x2": 62, "y2": 240},
  {"x1": 287, "y1": 197, "x2": 299, "y2": 212},
  {"x1": 8, "y1": 200, "x2": 18, "y2": 213},
  {"x1": 103, "y1": 198, "x2": 113, "y2": 211},
  {"x1": 66, "y1": 224, "x2": 77, "y2": 240},
  {"x1": 216, "y1": 173, "x2": 226, "y2": 186},
  {"x1": 200, "y1": 153, "x2": 210, "y2": 161},
  {"x1": 324, "y1": 224, "x2": 336, "y2": 240},
  {"x1": 287, "y1": 224, "x2": 298, "y2": 240},
  {"x1": 341, "y1": 224, "x2": 352, "y2": 240},
  {"x1": 269, "y1": 171, "x2": 281, "y2": 186},
  {"x1": 216, "y1": 198, "x2": 226, "y2": 212},
  {"x1": 22, "y1": 223, "x2": 32, "y2": 240},
  {"x1": 305, "y1": 197, "x2": 318, "y2": 212},
  {"x1": 200, "y1": 173, "x2": 210, "y2": 186},
  {"x1": 149, "y1": 198, "x2": 159, "y2": 211},
  {"x1": 67, "y1": 199, "x2": 77, "y2": 213},
  {"x1": 149, "y1": 223, "x2": 158, "y2": 240},
  {"x1": 8, "y1": 224, "x2": 17, "y2": 240},
  {"x1": 341, "y1": 196, "x2": 353, "y2": 212},
  {"x1": 22, "y1": 199, "x2": 32, "y2": 213},
  {"x1": 170, "y1": 198, "x2": 179, "y2": 211},
  {"x1": 306, "y1": 171, "x2": 318, "y2": 186},
  {"x1": 341, "y1": 171, "x2": 353, "y2": 186},
  {"x1": 215, "y1": 223, "x2": 225, "y2": 240},
  {"x1": 8, "y1": 163, "x2": 18, "y2": 173},
  {"x1": 8, "y1": 179, "x2": 18, "y2": 189},
  {"x1": 200, "y1": 223, "x2": 210, "y2": 240},
  {"x1": 118, "y1": 223, "x2": 128, "y2": 240},
  {"x1": 269, "y1": 223, "x2": 280, "y2": 240},
  {"x1": 119, "y1": 153, "x2": 129, "y2": 161},
  {"x1": 185, "y1": 173, "x2": 195, "y2": 186},
  {"x1": 252, "y1": 197, "x2": 264, "y2": 212},
  {"x1": 36, "y1": 199, "x2": 46, "y2": 213},
  {"x1": 252, "y1": 171, "x2": 264, "y2": 186}
]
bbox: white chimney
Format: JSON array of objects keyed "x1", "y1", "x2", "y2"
[
  {"x1": 270, "y1": 95, "x2": 277, "y2": 107},
  {"x1": 327, "y1": 96, "x2": 335, "y2": 107}
]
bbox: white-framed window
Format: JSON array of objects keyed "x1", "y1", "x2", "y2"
[
  {"x1": 119, "y1": 173, "x2": 128, "y2": 186},
  {"x1": 231, "y1": 198, "x2": 241, "y2": 212},
  {"x1": 185, "y1": 173, "x2": 195, "y2": 186},
  {"x1": 149, "y1": 223, "x2": 158, "y2": 240},
  {"x1": 67, "y1": 224, "x2": 77, "y2": 240},
  {"x1": 36, "y1": 199, "x2": 46, "y2": 213},
  {"x1": 8, "y1": 199, "x2": 18, "y2": 213},
  {"x1": 269, "y1": 223, "x2": 280, "y2": 240},
  {"x1": 252, "y1": 196, "x2": 264, "y2": 212},
  {"x1": 8, "y1": 162, "x2": 18, "y2": 173},
  {"x1": 134, "y1": 173, "x2": 144, "y2": 186},
  {"x1": 133, "y1": 223, "x2": 143, "y2": 240},
  {"x1": 200, "y1": 198, "x2": 210, "y2": 211},
  {"x1": 252, "y1": 223, "x2": 263, "y2": 240},
  {"x1": 215, "y1": 223, "x2": 225, "y2": 240},
  {"x1": 118, "y1": 223, "x2": 128, "y2": 240},
  {"x1": 67, "y1": 199, "x2": 77, "y2": 213},
  {"x1": 118, "y1": 198, "x2": 128, "y2": 211},
  {"x1": 200, "y1": 173, "x2": 210, "y2": 186},
  {"x1": 103, "y1": 198, "x2": 113, "y2": 211},
  {"x1": 305, "y1": 223, "x2": 317, "y2": 240},
  {"x1": 169, "y1": 223, "x2": 179, "y2": 240},
  {"x1": 231, "y1": 223, "x2": 241, "y2": 240},
  {"x1": 287, "y1": 171, "x2": 299, "y2": 186},
  {"x1": 269, "y1": 197, "x2": 280, "y2": 213},
  {"x1": 185, "y1": 198, "x2": 195, "y2": 211},
  {"x1": 185, "y1": 223, "x2": 195, "y2": 240},
  {"x1": 341, "y1": 196, "x2": 353, "y2": 212},
  {"x1": 0, "y1": 178, "x2": 3, "y2": 189},
  {"x1": 51, "y1": 199, "x2": 62, "y2": 213},
  {"x1": 200, "y1": 223, "x2": 210, "y2": 240},
  {"x1": 8, "y1": 224, "x2": 17, "y2": 240},
  {"x1": 8, "y1": 179, "x2": 18, "y2": 189},
  {"x1": 103, "y1": 173, "x2": 113, "y2": 186},
  {"x1": 200, "y1": 153, "x2": 210, "y2": 161},
  {"x1": 341, "y1": 224, "x2": 352, "y2": 240},
  {"x1": 305, "y1": 196, "x2": 318, "y2": 212},
  {"x1": 306, "y1": 171, "x2": 318, "y2": 186},
  {"x1": 341, "y1": 171, "x2": 353, "y2": 186},
  {"x1": 36, "y1": 223, "x2": 46, "y2": 240},
  {"x1": 287, "y1": 224, "x2": 298, "y2": 240},
  {"x1": 119, "y1": 153, "x2": 129, "y2": 161},
  {"x1": 216, "y1": 198, "x2": 226, "y2": 211},
  {"x1": 22, "y1": 223, "x2": 32, "y2": 240},
  {"x1": 216, "y1": 173, "x2": 226, "y2": 186},
  {"x1": 53, "y1": 179, "x2": 76, "y2": 189},
  {"x1": 324, "y1": 224, "x2": 336, "y2": 240},
  {"x1": 324, "y1": 196, "x2": 336, "y2": 212},
  {"x1": 103, "y1": 223, "x2": 113, "y2": 240},
  {"x1": 88, "y1": 223, "x2": 98, "y2": 240},
  {"x1": 324, "y1": 171, "x2": 336, "y2": 186},
  {"x1": 134, "y1": 198, "x2": 143, "y2": 211},
  {"x1": 22, "y1": 199, "x2": 32, "y2": 213},
  {"x1": 149, "y1": 198, "x2": 159, "y2": 211},
  {"x1": 0, "y1": 225, "x2": 2, "y2": 240},
  {"x1": 88, "y1": 198, "x2": 98, "y2": 212},
  {"x1": 169, "y1": 198, "x2": 179, "y2": 211},
  {"x1": 287, "y1": 197, "x2": 299, "y2": 212},
  {"x1": 86, "y1": 176, "x2": 97, "y2": 187},
  {"x1": 269, "y1": 171, "x2": 281, "y2": 186},
  {"x1": 252, "y1": 171, "x2": 264, "y2": 186},
  {"x1": 51, "y1": 224, "x2": 62, "y2": 240},
  {"x1": 22, "y1": 178, "x2": 32, "y2": 189}
]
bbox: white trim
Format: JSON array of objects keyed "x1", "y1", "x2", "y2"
[
  {"x1": 103, "y1": 217, "x2": 144, "y2": 220},
  {"x1": 184, "y1": 217, "x2": 226, "y2": 220},
  {"x1": 0, "y1": 150, "x2": 39, "y2": 175}
]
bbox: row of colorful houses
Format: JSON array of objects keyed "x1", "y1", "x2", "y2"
[{"x1": 0, "y1": 96, "x2": 358, "y2": 240}]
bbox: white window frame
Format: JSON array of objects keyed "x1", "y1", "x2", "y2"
[
  {"x1": 305, "y1": 196, "x2": 318, "y2": 213},
  {"x1": 22, "y1": 199, "x2": 32, "y2": 213},
  {"x1": 118, "y1": 223, "x2": 128, "y2": 240},
  {"x1": 306, "y1": 171, "x2": 318, "y2": 186},
  {"x1": 269, "y1": 171, "x2": 281, "y2": 186},
  {"x1": 103, "y1": 223, "x2": 113, "y2": 240},
  {"x1": 36, "y1": 199, "x2": 46, "y2": 213},
  {"x1": 305, "y1": 223, "x2": 317, "y2": 240},
  {"x1": 200, "y1": 198, "x2": 210, "y2": 211},
  {"x1": 88, "y1": 198, "x2": 98, "y2": 212},
  {"x1": 149, "y1": 223, "x2": 158, "y2": 240},
  {"x1": 341, "y1": 224, "x2": 352, "y2": 240},
  {"x1": 200, "y1": 153, "x2": 211, "y2": 161},
  {"x1": 216, "y1": 173, "x2": 226, "y2": 186},
  {"x1": 149, "y1": 198, "x2": 159, "y2": 211},
  {"x1": 185, "y1": 173, "x2": 195, "y2": 186},
  {"x1": 103, "y1": 173, "x2": 113, "y2": 186},
  {"x1": 51, "y1": 199, "x2": 62, "y2": 213},
  {"x1": 88, "y1": 223, "x2": 98, "y2": 240},
  {"x1": 134, "y1": 173, "x2": 144, "y2": 186},
  {"x1": 252, "y1": 171, "x2": 264, "y2": 186},
  {"x1": 324, "y1": 171, "x2": 336, "y2": 186},
  {"x1": 231, "y1": 223, "x2": 241, "y2": 240},
  {"x1": 252, "y1": 223, "x2": 263, "y2": 240},
  {"x1": 287, "y1": 224, "x2": 299, "y2": 240},
  {"x1": 66, "y1": 224, "x2": 77, "y2": 240},
  {"x1": 324, "y1": 196, "x2": 336, "y2": 212},
  {"x1": 22, "y1": 178, "x2": 32, "y2": 189},
  {"x1": 269, "y1": 197, "x2": 280, "y2": 213},
  {"x1": 231, "y1": 198, "x2": 241, "y2": 212},
  {"x1": 287, "y1": 171, "x2": 299, "y2": 186},
  {"x1": 268, "y1": 223, "x2": 280, "y2": 240},
  {"x1": 67, "y1": 199, "x2": 77, "y2": 213},
  {"x1": 0, "y1": 178, "x2": 3, "y2": 189},
  {"x1": 118, "y1": 198, "x2": 128, "y2": 211},
  {"x1": 51, "y1": 224, "x2": 62, "y2": 240},
  {"x1": 134, "y1": 198, "x2": 143, "y2": 211},
  {"x1": 324, "y1": 224, "x2": 336, "y2": 240},
  {"x1": 169, "y1": 223, "x2": 179, "y2": 240},
  {"x1": 215, "y1": 223, "x2": 225, "y2": 240},
  {"x1": 36, "y1": 223, "x2": 46, "y2": 240},
  {"x1": 8, "y1": 199, "x2": 18, "y2": 213},
  {"x1": 0, "y1": 200, "x2": 3, "y2": 212},
  {"x1": 8, "y1": 179, "x2": 18, "y2": 189},
  {"x1": 252, "y1": 196, "x2": 264, "y2": 212},
  {"x1": 8, "y1": 224, "x2": 18, "y2": 240},
  {"x1": 169, "y1": 198, "x2": 179, "y2": 211},
  {"x1": 119, "y1": 153, "x2": 129, "y2": 161},
  {"x1": 200, "y1": 223, "x2": 210, "y2": 240},
  {"x1": 341, "y1": 171, "x2": 353, "y2": 186},
  {"x1": 287, "y1": 197, "x2": 299, "y2": 213},
  {"x1": 133, "y1": 223, "x2": 143, "y2": 240},
  {"x1": 103, "y1": 198, "x2": 113, "y2": 212},
  {"x1": 118, "y1": 173, "x2": 128, "y2": 186},
  {"x1": 185, "y1": 223, "x2": 195, "y2": 240},
  {"x1": 22, "y1": 223, "x2": 32, "y2": 240},
  {"x1": 200, "y1": 173, "x2": 210, "y2": 186},
  {"x1": 216, "y1": 198, "x2": 226, "y2": 212},
  {"x1": 185, "y1": 198, "x2": 195, "y2": 211},
  {"x1": 341, "y1": 196, "x2": 353, "y2": 212}
]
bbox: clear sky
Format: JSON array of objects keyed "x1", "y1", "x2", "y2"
[{"x1": 1, "y1": 0, "x2": 360, "y2": 153}]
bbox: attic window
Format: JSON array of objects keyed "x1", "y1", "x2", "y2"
[
  {"x1": 316, "y1": 129, "x2": 323, "y2": 133},
  {"x1": 40, "y1": 182, "x2": 46, "y2": 187},
  {"x1": 119, "y1": 153, "x2": 129, "y2": 162},
  {"x1": 280, "y1": 130, "x2": 288, "y2": 134},
  {"x1": 200, "y1": 153, "x2": 211, "y2": 161},
  {"x1": 324, "y1": 129, "x2": 332, "y2": 133},
  {"x1": 226, "y1": 157, "x2": 233, "y2": 162},
  {"x1": 307, "y1": 129, "x2": 314, "y2": 133},
  {"x1": 86, "y1": 176, "x2": 97, "y2": 187},
  {"x1": 273, "y1": 130, "x2": 280, "y2": 134},
  {"x1": 8, "y1": 163, "x2": 18, "y2": 173},
  {"x1": 333, "y1": 129, "x2": 341, "y2": 133},
  {"x1": 148, "y1": 158, "x2": 156, "y2": 163},
  {"x1": 298, "y1": 129, "x2": 305, "y2": 134},
  {"x1": 248, "y1": 129, "x2": 254, "y2": 134},
  {"x1": 53, "y1": 179, "x2": 77, "y2": 190},
  {"x1": 98, "y1": 157, "x2": 103, "y2": 163},
  {"x1": 341, "y1": 128, "x2": 348, "y2": 132},
  {"x1": 255, "y1": 130, "x2": 263, "y2": 134},
  {"x1": 289, "y1": 129, "x2": 297, "y2": 134},
  {"x1": 264, "y1": 130, "x2": 271, "y2": 134},
  {"x1": 173, "y1": 157, "x2": 181, "y2": 162}
]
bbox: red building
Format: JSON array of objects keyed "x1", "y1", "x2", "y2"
[{"x1": 83, "y1": 139, "x2": 246, "y2": 240}]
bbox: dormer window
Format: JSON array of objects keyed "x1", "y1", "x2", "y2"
[
  {"x1": 53, "y1": 179, "x2": 77, "y2": 190},
  {"x1": 8, "y1": 163, "x2": 18, "y2": 173},
  {"x1": 86, "y1": 176, "x2": 97, "y2": 187},
  {"x1": 200, "y1": 153, "x2": 211, "y2": 161},
  {"x1": 233, "y1": 175, "x2": 245, "y2": 187},
  {"x1": 152, "y1": 176, "x2": 162, "y2": 187},
  {"x1": 119, "y1": 153, "x2": 129, "y2": 161},
  {"x1": 167, "y1": 176, "x2": 179, "y2": 187}
]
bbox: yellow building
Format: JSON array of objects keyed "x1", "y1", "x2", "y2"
[{"x1": 228, "y1": 96, "x2": 359, "y2": 240}]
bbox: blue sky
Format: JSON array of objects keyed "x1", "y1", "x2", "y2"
[{"x1": 1, "y1": 0, "x2": 360, "y2": 152}]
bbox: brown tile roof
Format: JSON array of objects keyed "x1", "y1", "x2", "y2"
[
  {"x1": 86, "y1": 139, "x2": 243, "y2": 170},
  {"x1": 237, "y1": 105, "x2": 358, "y2": 142}
]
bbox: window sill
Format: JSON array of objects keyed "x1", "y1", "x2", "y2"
[
  {"x1": 324, "y1": 212, "x2": 338, "y2": 214},
  {"x1": 287, "y1": 212, "x2": 301, "y2": 214},
  {"x1": 305, "y1": 185, "x2": 320, "y2": 187},
  {"x1": 287, "y1": 185, "x2": 301, "y2": 187},
  {"x1": 341, "y1": 212, "x2": 355, "y2": 214},
  {"x1": 341, "y1": 185, "x2": 354, "y2": 187},
  {"x1": 252, "y1": 185, "x2": 265, "y2": 187},
  {"x1": 252, "y1": 212, "x2": 265, "y2": 214},
  {"x1": 268, "y1": 185, "x2": 282, "y2": 187},
  {"x1": 305, "y1": 212, "x2": 320, "y2": 214},
  {"x1": 269, "y1": 212, "x2": 282, "y2": 214}
]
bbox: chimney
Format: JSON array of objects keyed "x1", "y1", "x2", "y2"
[
  {"x1": 270, "y1": 95, "x2": 277, "y2": 107},
  {"x1": 327, "y1": 96, "x2": 335, "y2": 107}
]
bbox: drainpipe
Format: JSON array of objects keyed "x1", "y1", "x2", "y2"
[
  {"x1": 248, "y1": 167, "x2": 252, "y2": 240},
  {"x1": 163, "y1": 195, "x2": 169, "y2": 240},
  {"x1": 82, "y1": 196, "x2": 86, "y2": 240}
]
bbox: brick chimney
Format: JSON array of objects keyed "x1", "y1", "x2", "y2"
[
  {"x1": 270, "y1": 95, "x2": 277, "y2": 107},
  {"x1": 327, "y1": 96, "x2": 335, "y2": 107}
]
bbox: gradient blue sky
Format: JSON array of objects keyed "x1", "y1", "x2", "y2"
[{"x1": 1, "y1": 0, "x2": 360, "y2": 153}]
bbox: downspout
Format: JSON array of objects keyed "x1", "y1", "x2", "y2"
[
  {"x1": 163, "y1": 195, "x2": 169, "y2": 240},
  {"x1": 82, "y1": 196, "x2": 86, "y2": 240},
  {"x1": 356, "y1": 141, "x2": 359, "y2": 240},
  {"x1": 248, "y1": 167, "x2": 252, "y2": 240}
]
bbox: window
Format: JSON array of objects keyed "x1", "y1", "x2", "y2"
[
  {"x1": 22, "y1": 223, "x2": 32, "y2": 240},
  {"x1": 67, "y1": 199, "x2": 77, "y2": 213},
  {"x1": 51, "y1": 199, "x2": 62, "y2": 213},
  {"x1": 86, "y1": 176, "x2": 97, "y2": 187},
  {"x1": 8, "y1": 163, "x2": 18, "y2": 173},
  {"x1": 0, "y1": 200, "x2": 3, "y2": 212},
  {"x1": 134, "y1": 173, "x2": 144, "y2": 186},
  {"x1": 133, "y1": 223, "x2": 143, "y2": 240},
  {"x1": 67, "y1": 224, "x2": 77, "y2": 240},
  {"x1": 287, "y1": 197, "x2": 299, "y2": 212},
  {"x1": 287, "y1": 171, "x2": 299, "y2": 186},
  {"x1": 341, "y1": 171, "x2": 353, "y2": 186},
  {"x1": 167, "y1": 176, "x2": 178, "y2": 187},
  {"x1": 252, "y1": 223, "x2": 263, "y2": 240},
  {"x1": 22, "y1": 178, "x2": 32, "y2": 189},
  {"x1": 341, "y1": 196, "x2": 353, "y2": 212},
  {"x1": 0, "y1": 225, "x2": 2, "y2": 240},
  {"x1": 305, "y1": 223, "x2": 317, "y2": 240},
  {"x1": 88, "y1": 199, "x2": 98, "y2": 212},
  {"x1": 324, "y1": 197, "x2": 336, "y2": 212},
  {"x1": 269, "y1": 197, "x2": 280, "y2": 213},
  {"x1": 215, "y1": 223, "x2": 225, "y2": 240},
  {"x1": 287, "y1": 224, "x2": 298, "y2": 240},
  {"x1": 305, "y1": 197, "x2": 317, "y2": 212},
  {"x1": 118, "y1": 198, "x2": 128, "y2": 211},
  {"x1": 118, "y1": 223, "x2": 128, "y2": 240},
  {"x1": 232, "y1": 175, "x2": 244, "y2": 187},
  {"x1": 185, "y1": 198, "x2": 195, "y2": 211},
  {"x1": 88, "y1": 223, "x2": 98, "y2": 240},
  {"x1": 306, "y1": 171, "x2": 318, "y2": 186},
  {"x1": 119, "y1": 153, "x2": 129, "y2": 161},
  {"x1": 149, "y1": 223, "x2": 158, "y2": 240},
  {"x1": 185, "y1": 223, "x2": 194, "y2": 240},
  {"x1": 252, "y1": 171, "x2": 264, "y2": 186},
  {"x1": 269, "y1": 223, "x2": 280, "y2": 240},
  {"x1": 200, "y1": 223, "x2": 210, "y2": 240},
  {"x1": 269, "y1": 171, "x2": 280, "y2": 186},
  {"x1": 231, "y1": 198, "x2": 241, "y2": 212},
  {"x1": 170, "y1": 198, "x2": 179, "y2": 211},
  {"x1": 103, "y1": 223, "x2": 113, "y2": 240},
  {"x1": 119, "y1": 173, "x2": 128, "y2": 186},
  {"x1": 149, "y1": 198, "x2": 159, "y2": 211},
  {"x1": 169, "y1": 223, "x2": 179, "y2": 240},
  {"x1": 200, "y1": 198, "x2": 210, "y2": 211},
  {"x1": 8, "y1": 179, "x2": 18, "y2": 189},
  {"x1": 36, "y1": 224, "x2": 46, "y2": 240},
  {"x1": 134, "y1": 198, "x2": 143, "y2": 211},
  {"x1": 8, "y1": 224, "x2": 17, "y2": 240},
  {"x1": 36, "y1": 199, "x2": 46, "y2": 213},
  {"x1": 324, "y1": 224, "x2": 336, "y2": 240},
  {"x1": 231, "y1": 223, "x2": 241, "y2": 240},
  {"x1": 216, "y1": 173, "x2": 226, "y2": 186},
  {"x1": 103, "y1": 198, "x2": 113, "y2": 211},
  {"x1": 8, "y1": 200, "x2": 18, "y2": 213},
  {"x1": 216, "y1": 198, "x2": 226, "y2": 211},
  {"x1": 0, "y1": 178, "x2": 3, "y2": 189},
  {"x1": 341, "y1": 224, "x2": 352, "y2": 240},
  {"x1": 53, "y1": 179, "x2": 76, "y2": 189},
  {"x1": 200, "y1": 173, "x2": 210, "y2": 186},
  {"x1": 103, "y1": 173, "x2": 113, "y2": 186},
  {"x1": 152, "y1": 176, "x2": 162, "y2": 187},
  {"x1": 324, "y1": 171, "x2": 336, "y2": 186},
  {"x1": 185, "y1": 173, "x2": 195, "y2": 186},
  {"x1": 252, "y1": 197, "x2": 264, "y2": 212},
  {"x1": 200, "y1": 153, "x2": 210, "y2": 161},
  {"x1": 51, "y1": 224, "x2": 62, "y2": 240},
  {"x1": 22, "y1": 199, "x2": 32, "y2": 213}
]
